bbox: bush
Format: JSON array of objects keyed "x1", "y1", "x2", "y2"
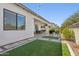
[{"x1": 62, "y1": 28, "x2": 75, "y2": 41}]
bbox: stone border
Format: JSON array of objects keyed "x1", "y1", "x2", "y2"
[
  {"x1": 66, "y1": 43, "x2": 75, "y2": 56},
  {"x1": 62, "y1": 41, "x2": 75, "y2": 56}
]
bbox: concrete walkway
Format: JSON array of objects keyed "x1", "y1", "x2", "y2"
[
  {"x1": 0, "y1": 38, "x2": 36, "y2": 54},
  {"x1": 36, "y1": 38, "x2": 61, "y2": 43},
  {"x1": 34, "y1": 33, "x2": 60, "y2": 43}
]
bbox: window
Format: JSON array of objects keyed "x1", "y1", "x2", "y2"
[
  {"x1": 4, "y1": 9, "x2": 17, "y2": 30},
  {"x1": 17, "y1": 14, "x2": 25, "y2": 30},
  {"x1": 3, "y1": 9, "x2": 25, "y2": 30}
]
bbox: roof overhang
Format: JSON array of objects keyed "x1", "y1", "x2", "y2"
[{"x1": 15, "y1": 3, "x2": 51, "y2": 24}]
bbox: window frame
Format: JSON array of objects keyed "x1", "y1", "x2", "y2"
[{"x1": 3, "y1": 9, "x2": 26, "y2": 30}]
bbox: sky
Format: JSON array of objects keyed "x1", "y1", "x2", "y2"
[{"x1": 23, "y1": 3, "x2": 79, "y2": 26}]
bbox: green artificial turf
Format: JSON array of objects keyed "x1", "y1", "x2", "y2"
[
  {"x1": 62, "y1": 43, "x2": 71, "y2": 56},
  {"x1": 0, "y1": 40, "x2": 70, "y2": 56}
]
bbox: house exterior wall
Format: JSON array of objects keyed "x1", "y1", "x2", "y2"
[
  {"x1": 70, "y1": 28, "x2": 79, "y2": 45},
  {"x1": 0, "y1": 3, "x2": 35, "y2": 46}
]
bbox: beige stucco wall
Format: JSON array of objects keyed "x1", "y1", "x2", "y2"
[
  {"x1": 0, "y1": 3, "x2": 35, "y2": 46},
  {"x1": 0, "y1": 3, "x2": 52, "y2": 46},
  {"x1": 71, "y1": 28, "x2": 79, "y2": 45}
]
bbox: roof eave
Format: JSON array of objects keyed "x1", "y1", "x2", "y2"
[{"x1": 15, "y1": 3, "x2": 52, "y2": 24}]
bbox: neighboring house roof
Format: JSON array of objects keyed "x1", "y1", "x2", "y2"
[
  {"x1": 15, "y1": 3, "x2": 51, "y2": 24},
  {"x1": 69, "y1": 22, "x2": 79, "y2": 28}
]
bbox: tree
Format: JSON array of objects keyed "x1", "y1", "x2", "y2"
[{"x1": 61, "y1": 11, "x2": 79, "y2": 33}]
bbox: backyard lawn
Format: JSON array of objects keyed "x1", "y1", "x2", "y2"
[{"x1": 0, "y1": 40, "x2": 70, "y2": 56}]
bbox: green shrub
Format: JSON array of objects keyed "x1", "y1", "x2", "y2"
[{"x1": 62, "y1": 28, "x2": 75, "y2": 41}]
